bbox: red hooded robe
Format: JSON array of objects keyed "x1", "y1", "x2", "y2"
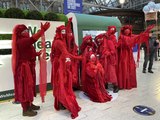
[
  {"x1": 85, "y1": 53, "x2": 112, "y2": 102},
  {"x1": 50, "y1": 25, "x2": 81, "y2": 119},
  {"x1": 117, "y1": 25, "x2": 153, "y2": 89}
]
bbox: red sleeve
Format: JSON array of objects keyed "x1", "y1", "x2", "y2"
[
  {"x1": 80, "y1": 42, "x2": 87, "y2": 54},
  {"x1": 55, "y1": 40, "x2": 82, "y2": 60},
  {"x1": 131, "y1": 33, "x2": 149, "y2": 46},
  {"x1": 97, "y1": 62, "x2": 104, "y2": 75},
  {"x1": 117, "y1": 36, "x2": 122, "y2": 48},
  {"x1": 18, "y1": 37, "x2": 37, "y2": 49},
  {"x1": 86, "y1": 63, "x2": 97, "y2": 78},
  {"x1": 107, "y1": 40, "x2": 116, "y2": 55},
  {"x1": 50, "y1": 40, "x2": 55, "y2": 61}
]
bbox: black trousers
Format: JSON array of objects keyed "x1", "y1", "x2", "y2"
[{"x1": 143, "y1": 49, "x2": 155, "y2": 71}]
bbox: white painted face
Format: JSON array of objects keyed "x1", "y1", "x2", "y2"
[
  {"x1": 90, "y1": 54, "x2": 95, "y2": 59},
  {"x1": 90, "y1": 54, "x2": 96, "y2": 62},
  {"x1": 61, "y1": 29, "x2": 66, "y2": 34},
  {"x1": 89, "y1": 48, "x2": 93, "y2": 51},
  {"x1": 21, "y1": 29, "x2": 29, "y2": 33},
  {"x1": 97, "y1": 38, "x2": 102, "y2": 42},
  {"x1": 87, "y1": 39, "x2": 91, "y2": 43},
  {"x1": 111, "y1": 28, "x2": 115, "y2": 31}
]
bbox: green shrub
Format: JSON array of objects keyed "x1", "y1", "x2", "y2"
[
  {"x1": 0, "y1": 8, "x2": 6, "y2": 15},
  {"x1": 4, "y1": 8, "x2": 25, "y2": 19},
  {"x1": 44, "y1": 12, "x2": 58, "y2": 21},
  {"x1": 57, "y1": 14, "x2": 68, "y2": 25},
  {"x1": 25, "y1": 10, "x2": 43, "y2": 20},
  {"x1": 0, "y1": 34, "x2": 12, "y2": 40},
  {"x1": 23, "y1": 10, "x2": 30, "y2": 16},
  {"x1": 40, "y1": 11, "x2": 47, "y2": 17},
  {"x1": 0, "y1": 10, "x2": 3, "y2": 18}
]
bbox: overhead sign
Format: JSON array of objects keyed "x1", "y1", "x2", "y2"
[
  {"x1": 145, "y1": 12, "x2": 157, "y2": 21},
  {"x1": 133, "y1": 105, "x2": 156, "y2": 116},
  {"x1": 64, "y1": 0, "x2": 82, "y2": 14}
]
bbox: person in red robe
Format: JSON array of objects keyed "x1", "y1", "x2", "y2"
[
  {"x1": 85, "y1": 53, "x2": 112, "y2": 102},
  {"x1": 66, "y1": 18, "x2": 80, "y2": 89},
  {"x1": 94, "y1": 30, "x2": 118, "y2": 93},
  {"x1": 80, "y1": 35, "x2": 96, "y2": 91},
  {"x1": 104, "y1": 26, "x2": 119, "y2": 93},
  {"x1": 12, "y1": 22, "x2": 50, "y2": 116},
  {"x1": 50, "y1": 25, "x2": 81, "y2": 119},
  {"x1": 94, "y1": 33, "x2": 104, "y2": 59},
  {"x1": 117, "y1": 25, "x2": 154, "y2": 89}
]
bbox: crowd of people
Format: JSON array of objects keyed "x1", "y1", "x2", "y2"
[{"x1": 11, "y1": 18, "x2": 158, "y2": 119}]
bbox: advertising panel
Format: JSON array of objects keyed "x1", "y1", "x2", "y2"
[
  {"x1": 82, "y1": 30, "x2": 118, "y2": 40},
  {"x1": 0, "y1": 18, "x2": 64, "y2": 101}
]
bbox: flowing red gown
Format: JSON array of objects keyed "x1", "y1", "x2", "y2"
[
  {"x1": 14, "y1": 37, "x2": 37, "y2": 103},
  {"x1": 85, "y1": 60, "x2": 112, "y2": 102},
  {"x1": 103, "y1": 36, "x2": 117, "y2": 85},
  {"x1": 51, "y1": 38, "x2": 81, "y2": 119},
  {"x1": 66, "y1": 18, "x2": 80, "y2": 89},
  {"x1": 117, "y1": 25, "x2": 152, "y2": 89},
  {"x1": 80, "y1": 35, "x2": 96, "y2": 91}
]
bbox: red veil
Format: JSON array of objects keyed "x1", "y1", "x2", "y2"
[
  {"x1": 39, "y1": 27, "x2": 47, "y2": 102},
  {"x1": 12, "y1": 25, "x2": 27, "y2": 75}
]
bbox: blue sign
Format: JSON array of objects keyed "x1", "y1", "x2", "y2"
[
  {"x1": 133, "y1": 105, "x2": 155, "y2": 116},
  {"x1": 64, "y1": 0, "x2": 82, "y2": 14}
]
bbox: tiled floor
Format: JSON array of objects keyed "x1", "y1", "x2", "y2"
[{"x1": 0, "y1": 52, "x2": 160, "y2": 120}]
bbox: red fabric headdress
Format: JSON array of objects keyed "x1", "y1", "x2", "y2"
[
  {"x1": 56, "y1": 25, "x2": 66, "y2": 34},
  {"x1": 120, "y1": 25, "x2": 132, "y2": 36},
  {"x1": 12, "y1": 24, "x2": 27, "y2": 75},
  {"x1": 95, "y1": 33, "x2": 105, "y2": 45},
  {"x1": 108, "y1": 26, "x2": 116, "y2": 31},
  {"x1": 54, "y1": 25, "x2": 66, "y2": 46},
  {"x1": 80, "y1": 35, "x2": 92, "y2": 53},
  {"x1": 83, "y1": 35, "x2": 92, "y2": 42}
]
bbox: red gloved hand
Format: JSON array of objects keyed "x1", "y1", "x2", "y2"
[
  {"x1": 32, "y1": 22, "x2": 50, "y2": 40},
  {"x1": 65, "y1": 57, "x2": 72, "y2": 66},
  {"x1": 41, "y1": 22, "x2": 50, "y2": 32},
  {"x1": 68, "y1": 17, "x2": 72, "y2": 22},
  {"x1": 145, "y1": 24, "x2": 155, "y2": 33}
]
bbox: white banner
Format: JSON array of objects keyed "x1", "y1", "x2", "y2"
[{"x1": 0, "y1": 18, "x2": 64, "y2": 92}]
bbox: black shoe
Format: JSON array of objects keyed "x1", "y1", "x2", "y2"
[
  {"x1": 23, "y1": 109, "x2": 37, "y2": 117},
  {"x1": 12, "y1": 100, "x2": 20, "y2": 104},
  {"x1": 84, "y1": 92, "x2": 88, "y2": 97},
  {"x1": 30, "y1": 104, "x2": 40, "y2": 110},
  {"x1": 142, "y1": 70, "x2": 146, "y2": 73},
  {"x1": 105, "y1": 83, "x2": 108, "y2": 89},
  {"x1": 113, "y1": 86, "x2": 119, "y2": 93},
  {"x1": 148, "y1": 70, "x2": 154, "y2": 73},
  {"x1": 59, "y1": 103, "x2": 66, "y2": 110}
]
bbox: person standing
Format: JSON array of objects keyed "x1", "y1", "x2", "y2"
[
  {"x1": 66, "y1": 18, "x2": 80, "y2": 89},
  {"x1": 117, "y1": 25, "x2": 153, "y2": 89},
  {"x1": 12, "y1": 22, "x2": 50, "y2": 117},
  {"x1": 50, "y1": 25, "x2": 81, "y2": 119},
  {"x1": 104, "y1": 26, "x2": 119, "y2": 93},
  {"x1": 142, "y1": 32, "x2": 159, "y2": 73}
]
